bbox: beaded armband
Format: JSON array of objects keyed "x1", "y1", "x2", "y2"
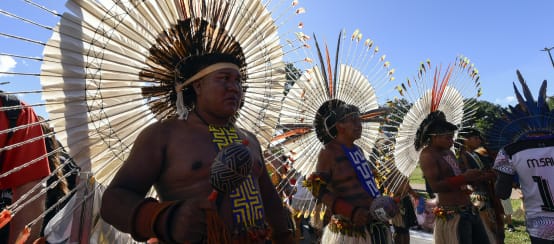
[{"x1": 303, "y1": 172, "x2": 330, "y2": 199}]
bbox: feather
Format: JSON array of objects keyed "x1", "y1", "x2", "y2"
[
  {"x1": 311, "y1": 34, "x2": 330, "y2": 97},
  {"x1": 537, "y1": 80, "x2": 548, "y2": 113},
  {"x1": 386, "y1": 55, "x2": 482, "y2": 179},
  {"x1": 0, "y1": 0, "x2": 306, "y2": 236},
  {"x1": 487, "y1": 71, "x2": 554, "y2": 148},
  {"x1": 333, "y1": 31, "x2": 342, "y2": 98},
  {"x1": 276, "y1": 29, "x2": 394, "y2": 181},
  {"x1": 516, "y1": 70, "x2": 537, "y2": 114},
  {"x1": 325, "y1": 43, "x2": 333, "y2": 97}
]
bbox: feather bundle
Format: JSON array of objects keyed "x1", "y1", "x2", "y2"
[
  {"x1": 384, "y1": 55, "x2": 481, "y2": 179},
  {"x1": 486, "y1": 70, "x2": 554, "y2": 149}
]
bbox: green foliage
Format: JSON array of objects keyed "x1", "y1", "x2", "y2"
[
  {"x1": 382, "y1": 98, "x2": 412, "y2": 133},
  {"x1": 284, "y1": 62, "x2": 301, "y2": 96},
  {"x1": 464, "y1": 99, "x2": 506, "y2": 133},
  {"x1": 409, "y1": 165, "x2": 425, "y2": 185}
]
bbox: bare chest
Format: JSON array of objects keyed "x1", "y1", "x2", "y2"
[{"x1": 154, "y1": 129, "x2": 264, "y2": 200}]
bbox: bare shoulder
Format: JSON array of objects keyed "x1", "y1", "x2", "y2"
[
  {"x1": 236, "y1": 128, "x2": 261, "y2": 146},
  {"x1": 419, "y1": 147, "x2": 435, "y2": 164},
  {"x1": 316, "y1": 143, "x2": 340, "y2": 171},
  {"x1": 319, "y1": 144, "x2": 337, "y2": 159},
  {"x1": 419, "y1": 147, "x2": 441, "y2": 176},
  {"x1": 131, "y1": 118, "x2": 190, "y2": 152}
]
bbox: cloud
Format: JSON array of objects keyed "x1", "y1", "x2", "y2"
[
  {"x1": 495, "y1": 96, "x2": 516, "y2": 106},
  {"x1": 0, "y1": 55, "x2": 17, "y2": 77}
]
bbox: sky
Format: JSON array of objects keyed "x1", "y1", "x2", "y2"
[{"x1": 1, "y1": 0, "x2": 553, "y2": 118}]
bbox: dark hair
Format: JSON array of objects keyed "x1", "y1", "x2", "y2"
[
  {"x1": 414, "y1": 110, "x2": 458, "y2": 150},
  {"x1": 459, "y1": 127, "x2": 483, "y2": 141},
  {"x1": 314, "y1": 99, "x2": 360, "y2": 144}
]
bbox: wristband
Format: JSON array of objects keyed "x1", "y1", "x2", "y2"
[
  {"x1": 446, "y1": 175, "x2": 467, "y2": 189},
  {"x1": 332, "y1": 198, "x2": 355, "y2": 220},
  {"x1": 152, "y1": 201, "x2": 183, "y2": 243},
  {"x1": 130, "y1": 197, "x2": 176, "y2": 241}
]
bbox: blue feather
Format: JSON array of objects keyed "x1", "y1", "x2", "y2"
[{"x1": 486, "y1": 71, "x2": 554, "y2": 149}]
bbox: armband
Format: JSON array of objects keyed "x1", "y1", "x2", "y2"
[
  {"x1": 446, "y1": 175, "x2": 467, "y2": 189},
  {"x1": 303, "y1": 172, "x2": 330, "y2": 199},
  {"x1": 130, "y1": 197, "x2": 178, "y2": 242}
]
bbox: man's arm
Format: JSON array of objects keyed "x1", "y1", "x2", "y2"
[
  {"x1": 495, "y1": 173, "x2": 513, "y2": 198},
  {"x1": 8, "y1": 179, "x2": 45, "y2": 244},
  {"x1": 246, "y1": 133, "x2": 292, "y2": 243},
  {"x1": 306, "y1": 148, "x2": 370, "y2": 225},
  {"x1": 492, "y1": 148, "x2": 515, "y2": 200},
  {"x1": 309, "y1": 149, "x2": 336, "y2": 210},
  {"x1": 420, "y1": 150, "x2": 492, "y2": 193},
  {"x1": 100, "y1": 122, "x2": 165, "y2": 234}
]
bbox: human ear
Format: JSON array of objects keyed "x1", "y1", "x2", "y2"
[{"x1": 192, "y1": 80, "x2": 202, "y2": 94}]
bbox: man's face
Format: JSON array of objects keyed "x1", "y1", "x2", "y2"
[
  {"x1": 195, "y1": 68, "x2": 243, "y2": 117},
  {"x1": 338, "y1": 113, "x2": 362, "y2": 141},
  {"x1": 464, "y1": 135, "x2": 482, "y2": 150},
  {"x1": 431, "y1": 132, "x2": 455, "y2": 150}
]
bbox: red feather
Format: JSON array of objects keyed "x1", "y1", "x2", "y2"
[
  {"x1": 431, "y1": 64, "x2": 453, "y2": 112},
  {"x1": 325, "y1": 44, "x2": 333, "y2": 97}
]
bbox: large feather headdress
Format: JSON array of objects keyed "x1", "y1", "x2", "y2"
[
  {"x1": 0, "y1": 0, "x2": 306, "y2": 240},
  {"x1": 385, "y1": 56, "x2": 481, "y2": 179},
  {"x1": 269, "y1": 29, "x2": 395, "y2": 218},
  {"x1": 274, "y1": 29, "x2": 395, "y2": 178},
  {"x1": 487, "y1": 70, "x2": 554, "y2": 149},
  {"x1": 1, "y1": 0, "x2": 307, "y2": 183}
]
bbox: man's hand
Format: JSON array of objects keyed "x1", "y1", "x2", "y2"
[
  {"x1": 478, "y1": 170, "x2": 497, "y2": 182},
  {"x1": 462, "y1": 169, "x2": 483, "y2": 183}
]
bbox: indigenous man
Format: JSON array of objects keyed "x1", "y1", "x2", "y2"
[
  {"x1": 101, "y1": 52, "x2": 294, "y2": 243},
  {"x1": 458, "y1": 128, "x2": 504, "y2": 244},
  {"x1": 98, "y1": 0, "x2": 302, "y2": 242},
  {"x1": 416, "y1": 111, "x2": 494, "y2": 244},
  {"x1": 305, "y1": 99, "x2": 392, "y2": 244}
]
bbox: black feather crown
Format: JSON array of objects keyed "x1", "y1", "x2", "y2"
[
  {"x1": 414, "y1": 110, "x2": 458, "y2": 150},
  {"x1": 314, "y1": 99, "x2": 360, "y2": 144},
  {"x1": 139, "y1": 1, "x2": 246, "y2": 119},
  {"x1": 486, "y1": 70, "x2": 554, "y2": 150}
]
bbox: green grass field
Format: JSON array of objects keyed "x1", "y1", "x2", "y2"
[
  {"x1": 409, "y1": 166, "x2": 531, "y2": 243},
  {"x1": 504, "y1": 199, "x2": 530, "y2": 244}
]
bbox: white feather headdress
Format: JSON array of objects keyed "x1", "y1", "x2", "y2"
[
  {"x1": 385, "y1": 56, "x2": 482, "y2": 184},
  {"x1": 0, "y1": 0, "x2": 307, "y2": 239},
  {"x1": 274, "y1": 29, "x2": 395, "y2": 178}
]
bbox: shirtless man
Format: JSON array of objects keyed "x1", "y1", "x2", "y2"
[
  {"x1": 416, "y1": 111, "x2": 494, "y2": 244},
  {"x1": 305, "y1": 99, "x2": 391, "y2": 244},
  {"x1": 100, "y1": 54, "x2": 293, "y2": 243}
]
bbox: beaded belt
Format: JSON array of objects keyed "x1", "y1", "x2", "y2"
[{"x1": 433, "y1": 205, "x2": 478, "y2": 220}]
